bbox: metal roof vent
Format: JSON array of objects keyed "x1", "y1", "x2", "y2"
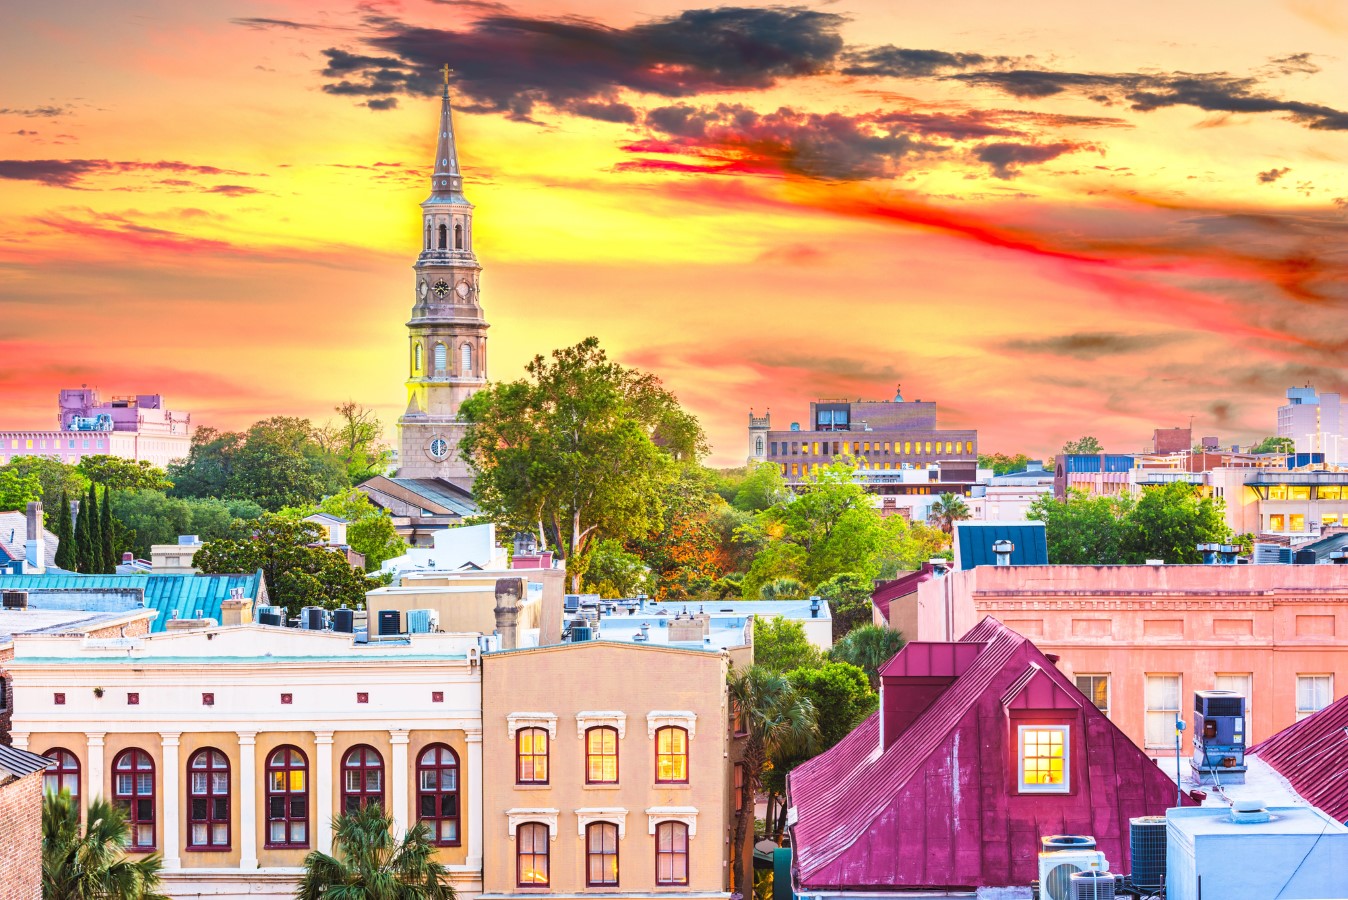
[
  {"x1": 992, "y1": 539, "x2": 1015, "y2": 566},
  {"x1": 1231, "y1": 799, "x2": 1271, "y2": 824}
]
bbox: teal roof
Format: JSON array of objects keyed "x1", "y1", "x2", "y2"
[{"x1": 0, "y1": 571, "x2": 266, "y2": 632}]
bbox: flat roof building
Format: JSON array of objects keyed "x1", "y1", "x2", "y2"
[{"x1": 0, "y1": 389, "x2": 191, "y2": 470}]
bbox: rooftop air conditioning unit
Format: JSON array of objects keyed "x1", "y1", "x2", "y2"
[
  {"x1": 1128, "y1": 816, "x2": 1166, "y2": 891},
  {"x1": 1038, "y1": 848, "x2": 1108, "y2": 900},
  {"x1": 300, "y1": 606, "x2": 327, "y2": 630},
  {"x1": 2, "y1": 590, "x2": 28, "y2": 610},
  {"x1": 406, "y1": 608, "x2": 438, "y2": 634},
  {"x1": 1069, "y1": 870, "x2": 1117, "y2": 900}
]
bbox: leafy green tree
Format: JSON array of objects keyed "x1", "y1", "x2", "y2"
[
  {"x1": 166, "y1": 427, "x2": 240, "y2": 499},
  {"x1": 53, "y1": 488, "x2": 76, "y2": 570},
  {"x1": 284, "y1": 488, "x2": 407, "y2": 572},
  {"x1": 297, "y1": 803, "x2": 455, "y2": 900},
  {"x1": 1122, "y1": 481, "x2": 1231, "y2": 564},
  {"x1": 319, "y1": 401, "x2": 393, "y2": 485},
  {"x1": 978, "y1": 452, "x2": 1032, "y2": 475},
  {"x1": 583, "y1": 538, "x2": 654, "y2": 598},
  {"x1": 42, "y1": 790, "x2": 168, "y2": 900},
  {"x1": 733, "y1": 462, "x2": 789, "y2": 512},
  {"x1": 626, "y1": 465, "x2": 728, "y2": 600},
  {"x1": 1251, "y1": 435, "x2": 1295, "y2": 454},
  {"x1": 460, "y1": 337, "x2": 706, "y2": 590},
  {"x1": 727, "y1": 665, "x2": 818, "y2": 894},
  {"x1": 111, "y1": 491, "x2": 264, "y2": 560},
  {"x1": 829, "y1": 624, "x2": 907, "y2": 689},
  {"x1": 759, "y1": 577, "x2": 806, "y2": 601},
  {"x1": 813, "y1": 572, "x2": 874, "y2": 640},
  {"x1": 100, "y1": 486, "x2": 116, "y2": 573},
  {"x1": 168, "y1": 419, "x2": 348, "y2": 511},
  {"x1": 927, "y1": 492, "x2": 971, "y2": 534},
  {"x1": 0, "y1": 456, "x2": 87, "y2": 511},
  {"x1": 1061, "y1": 435, "x2": 1104, "y2": 455},
  {"x1": 752, "y1": 616, "x2": 823, "y2": 673},
  {"x1": 0, "y1": 467, "x2": 41, "y2": 511},
  {"x1": 195, "y1": 515, "x2": 373, "y2": 616},
  {"x1": 1028, "y1": 490, "x2": 1133, "y2": 565},
  {"x1": 76, "y1": 456, "x2": 172, "y2": 492}
]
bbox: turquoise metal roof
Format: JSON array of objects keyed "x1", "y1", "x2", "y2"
[
  {"x1": 0, "y1": 571, "x2": 266, "y2": 631},
  {"x1": 953, "y1": 522, "x2": 1049, "y2": 570}
]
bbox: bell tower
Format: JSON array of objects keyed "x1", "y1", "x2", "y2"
[{"x1": 397, "y1": 67, "x2": 489, "y2": 486}]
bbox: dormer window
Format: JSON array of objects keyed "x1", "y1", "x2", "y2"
[{"x1": 1017, "y1": 725, "x2": 1069, "y2": 793}]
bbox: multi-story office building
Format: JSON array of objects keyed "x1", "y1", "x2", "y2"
[
  {"x1": 0, "y1": 389, "x2": 191, "y2": 470},
  {"x1": 1279, "y1": 386, "x2": 1344, "y2": 463}
]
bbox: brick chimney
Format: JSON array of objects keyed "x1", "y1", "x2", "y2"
[
  {"x1": 220, "y1": 588, "x2": 254, "y2": 626},
  {"x1": 494, "y1": 577, "x2": 524, "y2": 650},
  {"x1": 24, "y1": 501, "x2": 45, "y2": 574}
]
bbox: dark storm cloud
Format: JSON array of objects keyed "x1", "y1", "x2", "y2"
[
  {"x1": 948, "y1": 69, "x2": 1348, "y2": 131},
  {"x1": 974, "y1": 141, "x2": 1087, "y2": 179},
  {"x1": 319, "y1": 6, "x2": 846, "y2": 119},
  {"x1": 230, "y1": 17, "x2": 326, "y2": 30},
  {"x1": 1257, "y1": 167, "x2": 1291, "y2": 183},
  {"x1": 0, "y1": 159, "x2": 254, "y2": 188},
  {"x1": 840, "y1": 46, "x2": 1003, "y2": 78},
  {"x1": 364, "y1": 97, "x2": 399, "y2": 111},
  {"x1": 1002, "y1": 331, "x2": 1187, "y2": 359},
  {"x1": 1263, "y1": 53, "x2": 1319, "y2": 76}
]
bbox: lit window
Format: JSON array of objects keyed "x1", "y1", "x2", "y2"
[
  {"x1": 655, "y1": 726, "x2": 688, "y2": 784},
  {"x1": 966, "y1": 441, "x2": 974, "y2": 454},
  {"x1": 655, "y1": 821, "x2": 689, "y2": 885},
  {"x1": 43, "y1": 748, "x2": 80, "y2": 808},
  {"x1": 517, "y1": 728, "x2": 548, "y2": 784},
  {"x1": 586, "y1": 822, "x2": 619, "y2": 887},
  {"x1": 187, "y1": 748, "x2": 230, "y2": 849},
  {"x1": 341, "y1": 745, "x2": 384, "y2": 813},
  {"x1": 1145, "y1": 675, "x2": 1181, "y2": 747},
  {"x1": 1320, "y1": 486, "x2": 1342, "y2": 500},
  {"x1": 1017, "y1": 725, "x2": 1069, "y2": 793},
  {"x1": 1290, "y1": 486, "x2": 1311, "y2": 501},
  {"x1": 1269, "y1": 514, "x2": 1286, "y2": 531},
  {"x1": 265, "y1": 746, "x2": 308, "y2": 848},
  {"x1": 904, "y1": 441, "x2": 911, "y2": 454},
  {"x1": 1290, "y1": 514, "x2": 1306, "y2": 532},
  {"x1": 734, "y1": 762, "x2": 745, "y2": 813},
  {"x1": 945, "y1": 441, "x2": 953, "y2": 453},
  {"x1": 1269, "y1": 485, "x2": 1288, "y2": 500},
  {"x1": 517, "y1": 822, "x2": 550, "y2": 886},
  {"x1": 1297, "y1": 675, "x2": 1333, "y2": 721},
  {"x1": 925, "y1": 441, "x2": 933, "y2": 454},
  {"x1": 1074, "y1": 675, "x2": 1109, "y2": 716},
  {"x1": 417, "y1": 744, "x2": 460, "y2": 844},
  {"x1": 112, "y1": 748, "x2": 156, "y2": 850},
  {"x1": 586, "y1": 727, "x2": 618, "y2": 784}
]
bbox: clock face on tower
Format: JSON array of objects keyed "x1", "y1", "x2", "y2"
[
  {"x1": 418, "y1": 281, "x2": 428, "y2": 299},
  {"x1": 428, "y1": 436, "x2": 450, "y2": 461},
  {"x1": 433, "y1": 280, "x2": 450, "y2": 298},
  {"x1": 455, "y1": 281, "x2": 470, "y2": 299}
]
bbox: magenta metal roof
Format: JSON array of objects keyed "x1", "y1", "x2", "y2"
[
  {"x1": 869, "y1": 563, "x2": 934, "y2": 624},
  {"x1": 1251, "y1": 693, "x2": 1348, "y2": 822}
]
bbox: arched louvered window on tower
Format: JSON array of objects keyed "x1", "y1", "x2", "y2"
[
  {"x1": 454, "y1": 223, "x2": 463, "y2": 249},
  {"x1": 433, "y1": 343, "x2": 447, "y2": 375},
  {"x1": 414, "y1": 343, "x2": 423, "y2": 373},
  {"x1": 461, "y1": 342, "x2": 473, "y2": 375},
  {"x1": 438, "y1": 224, "x2": 447, "y2": 249}
]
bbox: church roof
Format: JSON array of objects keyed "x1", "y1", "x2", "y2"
[
  {"x1": 426, "y1": 67, "x2": 467, "y2": 204},
  {"x1": 388, "y1": 478, "x2": 480, "y2": 517}
]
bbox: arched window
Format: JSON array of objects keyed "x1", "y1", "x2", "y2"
[
  {"x1": 454, "y1": 223, "x2": 463, "y2": 249},
  {"x1": 516, "y1": 727, "x2": 548, "y2": 784},
  {"x1": 342, "y1": 745, "x2": 384, "y2": 813},
  {"x1": 438, "y1": 224, "x2": 448, "y2": 249},
  {"x1": 460, "y1": 342, "x2": 473, "y2": 375},
  {"x1": 187, "y1": 748, "x2": 230, "y2": 850},
  {"x1": 654, "y1": 726, "x2": 688, "y2": 784},
  {"x1": 265, "y1": 745, "x2": 308, "y2": 848},
  {"x1": 416, "y1": 744, "x2": 460, "y2": 846},
  {"x1": 755, "y1": 436, "x2": 764, "y2": 454},
  {"x1": 517, "y1": 822, "x2": 550, "y2": 887},
  {"x1": 433, "y1": 343, "x2": 447, "y2": 374},
  {"x1": 655, "y1": 821, "x2": 689, "y2": 885},
  {"x1": 112, "y1": 748, "x2": 155, "y2": 851},
  {"x1": 43, "y1": 748, "x2": 80, "y2": 807},
  {"x1": 425, "y1": 220, "x2": 431, "y2": 250},
  {"x1": 586, "y1": 821, "x2": 619, "y2": 886},
  {"x1": 413, "y1": 343, "x2": 423, "y2": 373},
  {"x1": 585, "y1": 726, "x2": 618, "y2": 784}
]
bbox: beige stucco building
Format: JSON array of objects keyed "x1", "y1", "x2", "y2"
[{"x1": 480, "y1": 641, "x2": 737, "y2": 899}]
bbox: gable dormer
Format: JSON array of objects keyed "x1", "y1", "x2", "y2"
[{"x1": 879, "y1": 640, "x2": 984, "y2": 749}]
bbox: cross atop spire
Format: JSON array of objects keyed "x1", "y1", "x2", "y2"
[{"x1": 428, "y1": 64, "x2": 464, "y2": 200}]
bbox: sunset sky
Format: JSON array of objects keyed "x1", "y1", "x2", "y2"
[{"x1": 2, "y1": 0, "x2": 1346, "y2": 465}]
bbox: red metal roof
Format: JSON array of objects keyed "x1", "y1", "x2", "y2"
[
  {"x1": 788, "y1": 616, "x2": 1178, "y2": 891},
  {"x1": 869, "y1": 563, "x2": 935, "y2": 624},
  {"x1": 1251, "y1": 693, "x2": 1348, "y2": 822}
]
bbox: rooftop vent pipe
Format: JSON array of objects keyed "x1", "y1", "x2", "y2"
[
  {"x1": 992, "y1": 539, "x2": 1014, "y2": 566},
  {"x1": 809, "y1": 596, "x2": 821, "y2": 618}
]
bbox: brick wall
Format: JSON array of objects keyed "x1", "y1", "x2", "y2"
[{"x1": 0, "y1": 770, "x2": 43, "y2": 900}]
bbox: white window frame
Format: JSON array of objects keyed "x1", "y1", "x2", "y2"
[
  {"x1": 1296, "y1": 674, "x2": 1334, "y2": 721},
  {"x1": 645, "y1": 806, "x2": 699, "y2": 837},
  {"x1": 1215, "y1": 673, "x2": 1253, "y2": 742},
  {"x1": 1074, "y1": 674, "x2": 1110, "y2": 717},
  {"x1": 1145, "y1": 674, "x2": 1182, "y2": 749},
  {"x1": 576, "y1": 711, "x2": 627, "y2": 739},
  {"x1": 647, "y1": 711, "x2": 697, "y2": 740},
  {"x1": 575, "y1": 807, "x2": 628, "y2": 838},
  {"x1": 506, "y1": 808, "x2": 559, "y2": 840},
  {"x1": 1016, "y1": 725, "x2": 1070, "y2": 794},
  {"x1": 506, "y1": 712, "x2": 558, "y2": 740}
]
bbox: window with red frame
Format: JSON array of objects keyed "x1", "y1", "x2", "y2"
[
  {"x1": 516, "y1": 822, "x2": 550, "y2": 887},
  {"x1": 112, "y1": 748, "x2": 155, "y2": 851},
  {"x1": 43, "y1": 748, "x2": 80, "y2": 808},
  {"x1": 516, "y1": 728, "x2": 548, "y2": 784},
  {"x1": 586, "y1": 821, "x2": 619, "y2": 886},
  {"x1": 187, "y1": 748, "x2": 230, "y2": 849},
  {"x1": 734, "y1": 762, "x2": 745, "y2": 813},
  {"x1": 655, "y1": 821, "x2": 689, "y2": 885},
  {"x1": 416, "y1": 744, "x2": 460, "y2": 845},
  {"x1": 655, "y1": 726, "x2": 688, "y2": 784},
  {"x1": 265, "y1": 746, "x2": 308, "y2": 848},
  {"x1": 341, "y1": 745, "x2": 384, "y2": 813},
  {"x1": 585, "y1": 726, "x2": 618, "y2": 784},
  {"x1": 731, "y1": 700, "x2": 747, "y2": 736}
]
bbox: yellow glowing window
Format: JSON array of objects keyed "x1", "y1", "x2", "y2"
[
  {"x1": 883, "y1": 462, "x2": 891, "y2": 470},
  {"x1": 884, "y1": 442, "x2": 891, "y2": 453},
  {"x1": 791, "y1": 464, "x2": 799, "y2": 477},
  {"x1": 781, "y1": 464, "x2": 787, "y2": 476},
  {"x1": 853, "y1": 442, "x2": 860, "y2": 455},
  {"x1": 25, "y1": 439, "x2": 33, "y2": 449},
  {"x1": 943, "y1": 441, "x2": 951, "y2": 453},
  {"x1": 904, "y1": 441, "x2": 912, "y2": 454},
  {"x1": 586, "y1": 727, "x2": 618, "y2": 784},
  {"x1": 1291, "y1": 514, "x2": 1306, "y2": 532},
  {"x1": 1268, "y1": 485, "x2": 1288, "y2": 500},
  {"x1": 925, "y1": 442, "x2": 933, "y2": 454},
  {"x1": 1320, "y1": 486, "x2": 1342, "y2": 500},
  {"x1": 966, "y1": 441, "x2": 974, "y2": 454},
  {"x1": 812, "y1": 441, "x2": 820, "y2": 455},
  {"x1": 1289, "y1": 486, "x2": 1311, "y2": 501},
  {"x1": 1323, "y1": 514, "x2": 1340, "y2": 527},
  {"x1": 1018, "y1": 726, "x2": 1069, "y2": 793},
  {"x1": 1270, "y1": 514, "x2": 1285, "y2": 531},
  {"x1": 655, "y1": 727, "x2": 688, "y2": 783}
]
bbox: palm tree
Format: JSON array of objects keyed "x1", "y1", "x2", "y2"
[
  {"x1": 42, "y1": 790, "x2": 167, "y2": 900},
  {"x1": 829, "y1": 624, "x2": 907, "y2": 689},
  {"x1": 727, "y1": 665, "x2": 819, "y2": 896},
  {"x1": 297, "y1": 802, "x2": 455, "y2": 900},
  {"x1": 927, "y1": 492, "x2": 971, "y2": 534},
  {"x1": 759, "y1": 577, "x2": 806, "y2": 601}
]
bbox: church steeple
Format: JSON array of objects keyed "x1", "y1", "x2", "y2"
[{"x1": 429, "y1": 64, "x2": 464, "y2": 201}]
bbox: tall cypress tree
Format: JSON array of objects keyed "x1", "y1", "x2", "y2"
[
  {"x1": 100, "y1": 485, "x2": 116, "y2": 573},
  {"x1": 53, "y1": 489, "x2": 75, "y2": 570},
  {"x1": 77, "y1": 483, "x2": 97, "y2": 573}
]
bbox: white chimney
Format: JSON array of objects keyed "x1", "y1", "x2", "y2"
[{"x1": 24, "y1": 500, "x2": 45, "y2": 574}]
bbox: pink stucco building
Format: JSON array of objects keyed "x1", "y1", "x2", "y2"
[
  {"x1": 0, "y1": 389, "x2": 190, "y2": 470},
  {"x1": 906, "y1": 563, "x2": 1348, "y2": 755}
]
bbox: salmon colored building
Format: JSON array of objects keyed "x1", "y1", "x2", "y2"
[{"x1": 908, "y1": 564, "x2": 1348, "y2": 754}]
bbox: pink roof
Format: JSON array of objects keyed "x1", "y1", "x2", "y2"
[
  {"x1": 1251, "y1": 693, "x2": 1348, "y2": 822},
  {"x1": 789, "y1": 616, "x2": 1179, "y2": 891},
  {"x1": 870, "y1": 563, "x2": 934, "y2": 623}
]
